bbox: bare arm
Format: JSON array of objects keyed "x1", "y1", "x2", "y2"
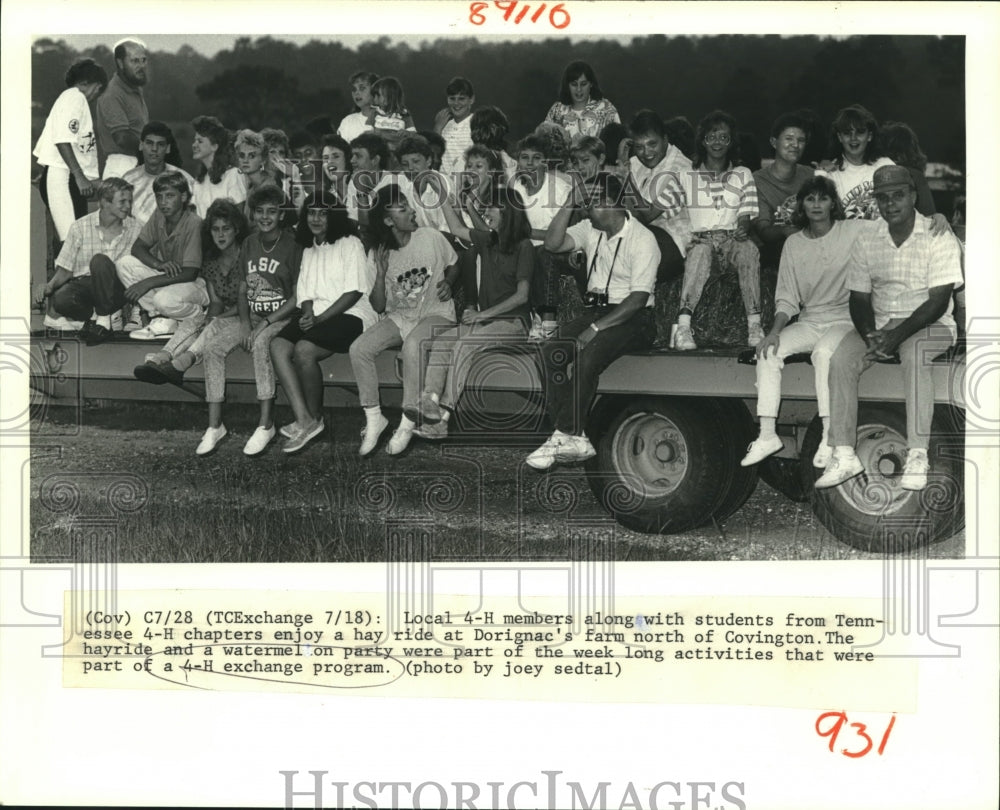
[{"x1": 55, "y1": 142, "x2": 95, "y2": 197}]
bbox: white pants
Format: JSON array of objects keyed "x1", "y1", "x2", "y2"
[
  {"x1": 116, "y1": 255, "x2": 209, "y2": 320},
  {"x1": 755, "y1": 320, "x2": 855, "y2": 418},
  {"x1": 103, "y1": 154, "x2": 139, "y2": 180},
  {"x1": 44, "y1": 165, "x2": 78, "y2": 241}
]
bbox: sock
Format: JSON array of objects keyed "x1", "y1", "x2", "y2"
[
  {"x1": 678, "y1": 312, "x2": 692, "y2": 328},
  {"x1": 172, "y1": 353, "x2": 194, "y2": 372},
  {"x1": 820, "y1": 416, "x2": 830, "y2": 446},
  {"x1": 399, "y1": 414, "x2": 416, "y2": 432},
  {"x1": 440, "y1": 410, "x2": 451, "y2": 423},
  {"x1": 364, "y1": 405, "x2": 383, "y2": 424},
  {"x1": 758, "y1": 416, "x2": 777, "y2": 440},
  {"x1": 833, "y1": 445, "x2": 853, "y2": 457},
  {"x1": 95, "y1": 314, "x2": 112, "y2": 329}
]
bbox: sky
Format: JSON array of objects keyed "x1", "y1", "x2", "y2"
[{"x1": 45, "y1": 33, "x2": 631, "y2": 57}]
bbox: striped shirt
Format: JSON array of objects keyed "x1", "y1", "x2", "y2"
[
  {"x1": 55, "y1": 210, "x2": 143, "y2": 277},
  {"x1": 847, "y1": 214, "x2": 963, "y2": 331},
  {"x1": 628, "y1": 144, "x2": 693, "y2": 256},
  {"x1": 687, "y1": 165, "x2": 758, "y2": 233}
]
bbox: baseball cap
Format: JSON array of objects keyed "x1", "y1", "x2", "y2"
[{"x1": 872, "y1": 165, "x2": 915, "y2": 194}]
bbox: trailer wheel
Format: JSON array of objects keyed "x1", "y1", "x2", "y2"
[
  {"x1": 585, "y1": 397, "x2": 730, "y2": 534},
  {"x1": 803, "y1": 404, "x2": 965, "y2": 551}
]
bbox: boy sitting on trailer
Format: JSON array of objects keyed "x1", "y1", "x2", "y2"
[{"x1": 86, "y1": 170, "x2": 205, "y2": 344}]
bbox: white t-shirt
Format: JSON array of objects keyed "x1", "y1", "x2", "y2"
[
  {"x1": 337, "y1": 112, "x2": 372, "y2": 144},
  {"x1": 817, "y1": 157, "x2": 894, "y2": 220},
  {"x1": 514, "y1": 173, "x2": 572, "y2": 246},
  {"x1": 122, "y1": 164, "x2": 197, "y2": 225},
  {"x1": 297, "y1": 235, "x2": 378, "y2": 329},
  {"x1": 440, "y1": 115, "x2": 473, "y2": 179},
  {"x1": 192, "y1": 166, "x2": 248, "y2": 219},
  {"x1": 33, "y1": 87, "x2": 100, "y2": 179},
  {"x1": 565, "y1": 215, "x2": 660, "y2": 307},
  {"x1": 373, "y1": 227, "x2": 458, "y2": 338}
]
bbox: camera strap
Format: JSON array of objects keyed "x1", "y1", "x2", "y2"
[{"x1": 585, "y1": 232, "x2": 624, "y2": 298}]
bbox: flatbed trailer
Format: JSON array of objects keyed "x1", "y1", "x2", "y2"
[{"x1": 28, "y1": 325, "x2": 967, "y2": 551}]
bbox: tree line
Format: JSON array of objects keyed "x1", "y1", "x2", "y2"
[{"x1": 31, "y1": 34, "x2": 965, "y2": 170}]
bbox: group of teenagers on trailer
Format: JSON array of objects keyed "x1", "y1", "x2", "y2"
[{"x1": 33, "y1": 38, "x2": 965, "y2": 495}]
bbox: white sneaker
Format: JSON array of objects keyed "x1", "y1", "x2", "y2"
[
  {"x1": 740, "y1": 435, "x2": 783, "y2": 466},
  {"x1": 814, "y1": 449, "x2": 864, "y2": 489},
  {"x1": 386, "y1": 425, "x2": 415, "y2": 455},
  {"x1": 196, "y1": 425, "x2": 227, "y2": 456},
  {"x1": 673, "y1": 323, "x2": 697, "y2": 351},
  {"x1": 43, "y1": 314, "x2": 85, "y2": 331},
  {"x1": 243, "y1": 425, "x2": 276, "y2": 456},
  {"x1": 130, "y1": 317, "x2": 177, "y2": 340},
  {"x1": 527, "y1": 313, "x2": 558, "y2": 342},
  {"x1": 526, "y1": 431, "x2": 570, "y2": 470},
  {"x1": 555, "y1": 433, "x2": 596, "y2": 463},
  {"x1": 359, "y1": 414, "x2": 389, "y2": 456},
  {"x1": 747, "y1": 320, "x2": 765, "y2": 348},
  {"x1": 900, "y1": 449, "x2": 930, "y2": 491},
  {"x1": 812, "y1": 443, "x2": 833, "y2": 469}
]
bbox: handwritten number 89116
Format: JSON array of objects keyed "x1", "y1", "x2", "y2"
[{"x1": 469, "y1": 1, "x2": 571, "y2": 28}]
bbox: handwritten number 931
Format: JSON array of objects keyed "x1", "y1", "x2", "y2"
[
  {"x1": 470, "y1": 1, "x2": 571, "y2": 28},
  {"x1": 816, "y1": 711, "x2": 897, "y2": 758}
]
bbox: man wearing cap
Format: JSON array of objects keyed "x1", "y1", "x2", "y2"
[
  {"x1": 816, "y1": 164, "x2": 963, "y2": 491},
  {"x1": 96, "y1": 38, "x2": 150, "y2": 179}
]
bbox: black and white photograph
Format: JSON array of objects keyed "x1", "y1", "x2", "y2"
[
  {"x1": 25, "y1": 25, "x2": 970, "y2": 563},
  {"x1": 2, "y1": 2, "x2": 998, "y2": 809}
]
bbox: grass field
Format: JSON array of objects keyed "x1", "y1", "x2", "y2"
[{"x1": 28, "y1": 400, "x2": 964, "y2": 563}]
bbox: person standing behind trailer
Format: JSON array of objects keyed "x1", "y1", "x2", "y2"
[
  {"x1": 527, "y1": 173, "x2": 660, "y2": 470},
  {"x1": 816, "y1": 165, "x2": 962, "y2": 491},
  {"x1": 33, "y1": 177, "x2": 141, "y2": 331},
  {"x1": 337, "y1": 71, "x2": 378, "y2": 144},
  {"x1": 33, "y1": 58, "x2": 107, "y2": 244},
  {"x1": 434, "y1": 77, "x2": 476, "y2": 180},
  {"x1": 365, "y1": 76, "x2": 417, "y2": 160},
  {"x1": 96, "y1": 38, "x2": 149, "y2": 179},
  {"x1": 543, "y1": 61, "x2": 621, "y2": 145}
]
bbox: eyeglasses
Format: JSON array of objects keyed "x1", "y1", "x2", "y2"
[{"x1": 703, "y1": 133, "x2": 731, "y2": 145}]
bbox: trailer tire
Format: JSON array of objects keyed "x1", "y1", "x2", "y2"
[
  {"x1": 584, "y1": 397, "x2": 730, "y2": 534},
  {"x1": 803, "y1": 404, "x2": 965, "y2": 551}
]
